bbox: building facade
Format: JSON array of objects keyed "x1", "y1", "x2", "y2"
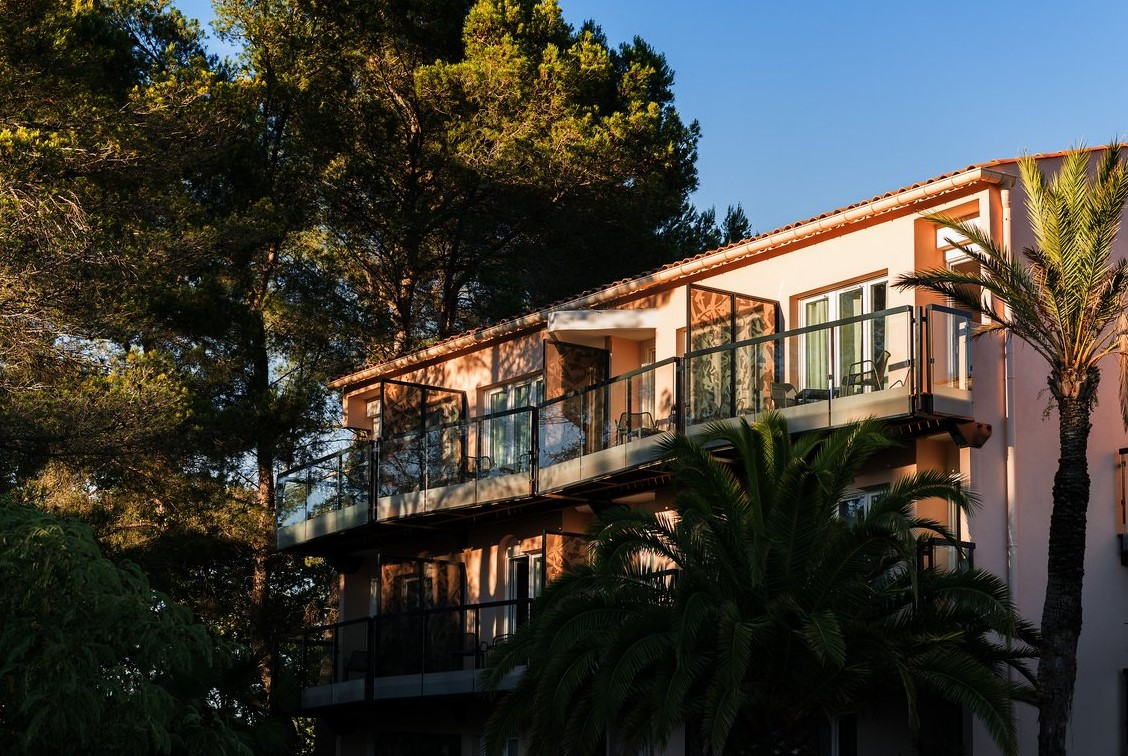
[{"x1": 276, "y1": 151, "x2": 1128, "y2": 755}]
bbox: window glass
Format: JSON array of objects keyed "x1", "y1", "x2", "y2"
[
  {"x1": 799, "y1": 278, "x2": 888, "y2": 391},
  {"x1": 485, "y1": 377, "x2": 543, "y2": 472},
  {"x1": 804, "y1": 298, "x2": 829, "y2": 391},
  {"x1": 838, "y1": 488, "x2": 887, "y2": 525}
]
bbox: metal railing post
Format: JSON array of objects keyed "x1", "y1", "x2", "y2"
[{"x1": 530, "y1": 406, "x2": 539, "y2": 495}]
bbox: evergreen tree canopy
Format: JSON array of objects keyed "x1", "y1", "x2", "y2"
[{"x1": 0, "y1": 498, "x2": 280, "y2": 755}]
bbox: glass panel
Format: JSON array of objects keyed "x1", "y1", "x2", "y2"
[
  {"x1": 375, "y1": 613, "x2": 423, "y2": 675},
  {"x1": 929, "y1": 307, "x2": 972, "y2": 392},
  {"x1": 687, "y1": 349, "x2": 731, "y2": 424},
  {"x1": 488, "y1": 391, "x2": 509, "y2": 469},
  {"x1": 734, "y1": 297, "x2": 777, "y2": 414},
  {"x1": 689, "y1": 287, "x2": 732, "y2": 344},
  {"x1": 424, "y1": 423, "x2": 462, "y2": 488},
  {"x1": 544, "y1": 532, "x2": 589, "y2": 585},
  {"x1": 544, "y1": 341, "x2": 608, "y2": 399},
  {"x1": 871, "y1": 282, "x2": 887, "y2": 364},
  {"x1": 377, "y1": 432, "x2": 423, "y2": 496},
  {"x1": 837, "y1": 288, "x2": 863, "y2": 383},
  {"x1": 341, "y1": 445, "x2": 370, "y2": 509},
  {"x1": 277, "y1": 444, "x2": 373, "y2": 528},
  {"x1": 538, "y1": 394, "x2": 584, "y2": 466},
  {"x1": 803, "y1": 298, "x2": 829, "y2": 392},
  {"x1": 688, "y1": 289, "x2": 732, "y2": 424},
  {"x1": 300, "y1": 626, "x2": 336, "y2": 686}
]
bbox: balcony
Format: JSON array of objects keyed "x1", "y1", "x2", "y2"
[
  {"x1": 277, "y1": 445, "x2": 372, "y2": 549},
  {"x1": 277, "y1": 305, "x2": 975, "y2": 548},
  {"x1": 278, "y1": 598, "x2": 531, "y2": 709},
  {"x1": 683, "y1": 304, "x2": 971, "y2": 434}
]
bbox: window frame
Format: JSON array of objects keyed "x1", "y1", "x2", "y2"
[{"x1": 797, "y1": 277, "x2": 888, "y2": 391}]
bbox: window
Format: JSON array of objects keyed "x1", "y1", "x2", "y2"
[
  {"x1": 485, "y1": 377, "x2": 544, "y2": 472},
  {"x1": 838, "y1": 488, "x2": 886, "y2": 525},
  {"x1": 799, "y1": 279, "x2": 887, "y2": 391},
  {"x1": 507, "y1": 549, "x2": 543, "y2": 632}
]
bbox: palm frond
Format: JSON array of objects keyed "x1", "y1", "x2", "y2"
[{"x1": 482, "y1": 416, "x2": 1034, "y2": 755}]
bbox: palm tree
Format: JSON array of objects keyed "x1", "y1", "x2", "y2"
[
  {"x1": 483, "y1": 415, "x2": 1036, "y2": 755},
  {"x1": 896, "y1": 145, "x2": 1128, "y2": 756}
]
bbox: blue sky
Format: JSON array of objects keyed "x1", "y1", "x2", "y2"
[{"x1": 177, "y1": 0, "x2": 1128, "y2": 233}]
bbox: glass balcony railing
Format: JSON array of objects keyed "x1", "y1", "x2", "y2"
[
  {"x1": 279, "y1": 598, "x2": 534, "y2": 706},
  {"x1": 923, "y1": 304, "x2": 973, "y2": 394},
  {"x1": 277, "y1": 307, "x2": 976, "y2": 542},
  {"x1": 684, "y1": 306, "x2": 918, "y2": 430},
  {"x1": 375, "y1": 421, "x2": 465, "y2": 498},
  {"x1": 537, "y1": 358, "x2": 679, "y2": 469},
  {"x1": 468, "y1": 406, "x2": 537, "y2": 479},
  {"x1": 277, "y1": 444, "x2": 372, "y2": 530}
]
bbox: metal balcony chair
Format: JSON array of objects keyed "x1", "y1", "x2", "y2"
[
  {"x1": 616, "y1": 412, "x2": 659, "y2": 444},
  {"x1": 842, "y1": 350, "x2": 891, "y2": 395},
  {"x1": 461, "y1": 455, "x2": 492, "y2": 480}
]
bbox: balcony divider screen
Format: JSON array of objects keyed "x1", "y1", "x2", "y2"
[
  {"x1": 543, "y1": 530, "x2": 590, "y2": 586},
  {"x1": 686, "y1": 285, "x2": 780, "y2": 424},
  {"x1": 543, "y1": 340, "x2": 609, "y2": 458},
  {"x1": 373, "y1": 379, "x2": 467, "y2": 497}
]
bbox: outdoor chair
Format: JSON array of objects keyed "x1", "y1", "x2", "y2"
[
  {"x1": 616, "y1": 412, "x2": 659, "y2": 444},
  {"x1": 461, "y1": 455, "x2": 491, "y2": 480},
  {"x1": 842, "y1": 350, "x2": 891, "y2": 395}
]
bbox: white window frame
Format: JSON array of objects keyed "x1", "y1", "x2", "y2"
[
  {"x1": 798, "y1": 278, "x2": 888, "y2": 391},
  {"x1": 484, "y1": 376, "x2": 544, "y2": 471},
  {"x1": 506, "y1": 546, "x2": 544, "y2": 633},
  {"x1": 838, "y1": 487, "x2": 887, "y2": 525}
]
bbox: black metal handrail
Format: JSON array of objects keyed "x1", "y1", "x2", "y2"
[
  {"x1": 284, "y1": 598, "x2": 536, "y2": 693},
  {"x1": 277, "y1": 306, "x2": 975, "y2": 529}
]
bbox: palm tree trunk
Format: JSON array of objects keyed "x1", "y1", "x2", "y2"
[{"x1": 1037, "y1": 379, "x2": 1096, "y2": 756}]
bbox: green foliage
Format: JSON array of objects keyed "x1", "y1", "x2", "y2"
[
  {"x1": 0, "y1": 498, "x2": 282, "y2": 755},
  {"x1": 898, "y1": 145, "x2": 1128, "y2": 411},
  {"x1": 239, "y1": 0, "x2": 707, "y2": 356},
  {"x1": 484, "y1": 415, "x2": 1037, "y2": 756},
  {"x1": 0, "y1": 0, "x2": 344, "y2": 717},
  {"x1": 0, "y1": 0, "x2": 725, "y2": 750}
]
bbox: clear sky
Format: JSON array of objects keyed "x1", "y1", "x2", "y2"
[{"x1": 178, "y1": 0, "x2": 1128, "y2": 234}]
